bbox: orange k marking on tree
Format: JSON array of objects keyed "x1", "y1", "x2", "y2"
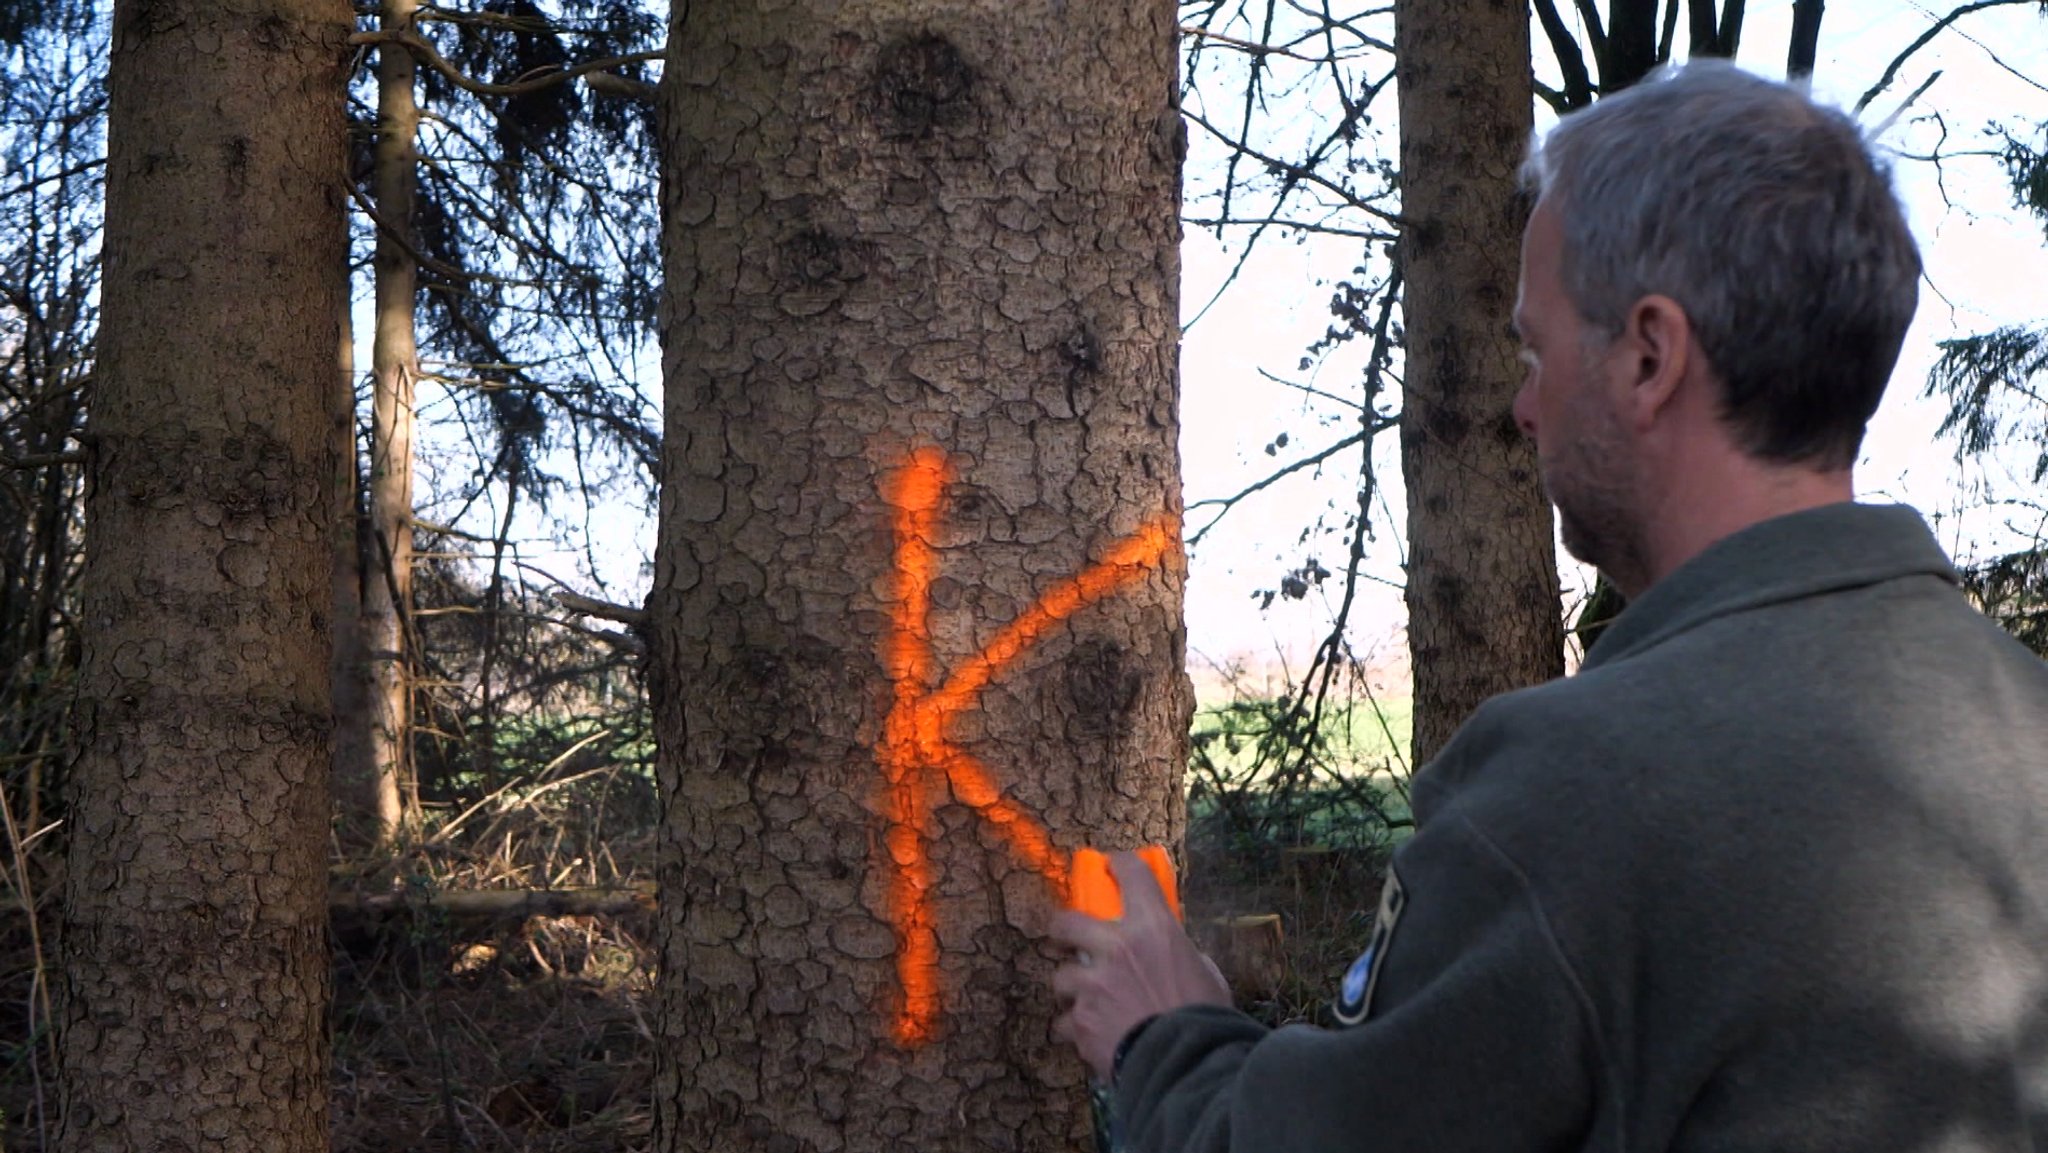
[{"x1": 878, "y1": 447, "x2": 1176, "y2": 1046}]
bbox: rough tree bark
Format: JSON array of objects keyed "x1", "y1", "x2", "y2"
[
  {"x1": 651, "y1": 2, "x2": 1188, "y2": 1149},
  {"x1": 60, "y1": 0, "x2": 347, "y2": 1147},
  {"x1": 1396, "y1": 0, "x2": 1563, "y2": 766},
  {"x1": 360, "y1": 0, "x2": 425, "y2": 845}
]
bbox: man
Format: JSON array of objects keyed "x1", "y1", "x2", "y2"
[{"x1": 1049, "y1": 62, "x2": 2048, "y2": 1151}]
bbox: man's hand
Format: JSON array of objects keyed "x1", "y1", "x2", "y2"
[{"x1": 1049, "y1": 851, "x2": 1232, "y2": 1080}]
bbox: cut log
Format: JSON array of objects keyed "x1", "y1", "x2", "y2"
[{"x1": 330, "y1": 884, "x2": 653, "y2": 934}]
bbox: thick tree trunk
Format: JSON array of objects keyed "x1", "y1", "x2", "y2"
[
  {"x1": 60, "y1": 0, "x2": 347, "y2": 1148},
  {"x1": 651, "y1": 3, "x2": 1188, "y2": 1149},
  {"x1": 364, "y1": 0, "x2": 424, "y2": 844},
  {"x1": 1395, "y1": 0, "x2": 1563, "y2": 766}
]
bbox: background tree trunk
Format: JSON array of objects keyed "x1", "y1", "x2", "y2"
[
  {"x1": 332, "y1": 259, "x2": 380, "y2": 847},
  {"x1": 363, "y1": 0, "x2": 425, "y2": 845},
  {"x1": 651, "y1": 2, "x2": 1188, "y2": 1149},
  {"x1": 59, "y1": 0, "x2": 347, "y2": 1147},
  {"x1": 1396, "y1": 0, "x2": 1563, "y2": 766}
]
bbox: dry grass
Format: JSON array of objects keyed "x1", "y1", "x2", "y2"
[
  {"x1": 1183, "y1": 840, "x2": 1386, "y2": 1028},
  {"x1": 329, "y1": 764, "x2": 660, "y2": 1153},
  {"x1": 331, "y1": 908, "x2": 657, "y2": 1153},
  {"x1": 0, "y1": 746, "x2": 1399, "y2": 1151}
]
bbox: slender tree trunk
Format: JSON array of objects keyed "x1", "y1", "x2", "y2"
[
  {"x1": 333, "y1": 261, "x2": 380, "y2": 847},
  {"x1": 1395, "y1": 0, "x2": 1563, "y2": 766},
  {"x1": 651, "y1": 2, "x2": 1189, "y2": 1149},
  {"x1": 60, "y1": 0, "x2": 347, "y2": 1147},
  {"x1": 1787, "y1": 0, "x2": 1825, "y2": 78},
  {"x1": 365, "y1": 0, "x2": 423, "y2": 843},
  {"x1": 1604, "y1": 0, "x2": 1662, "y2": 90}
]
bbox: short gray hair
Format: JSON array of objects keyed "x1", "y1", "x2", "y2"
[{"x1": 1522, "y1": 62, "x2": 1921, "y2": 469}]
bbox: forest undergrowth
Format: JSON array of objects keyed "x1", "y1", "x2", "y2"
[{"x1": 0, "y1": 690, "x2": 1407, "y2": 1152}]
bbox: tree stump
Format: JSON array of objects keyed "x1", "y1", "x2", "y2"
[{"x1": 1204, "y1": 913, "x2": 1286, "y2": 1000}]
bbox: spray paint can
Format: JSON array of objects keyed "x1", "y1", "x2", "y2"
[{"x1": 1067, "y1": 847, "x2": 1182, "y2": 1153}]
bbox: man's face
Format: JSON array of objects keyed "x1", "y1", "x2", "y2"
[{"x1": 1511, "y1": 201, "x2": 1643, "y2": 576}]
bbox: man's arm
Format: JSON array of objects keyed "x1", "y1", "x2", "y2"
[
  {"x1": 1049, "y1": 851, "x2": 1233, "y2": 1078},
  {"x1": 1059, "y1": 819, "x2": 1606, "y2": 1153}
]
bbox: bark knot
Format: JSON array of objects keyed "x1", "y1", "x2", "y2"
[
  {"x1": 1062, "y1": 637, "x2": 1141, "y2": 739},
  {"x1": 872, "y1": 34, "x2": 974, "y2": 140}
]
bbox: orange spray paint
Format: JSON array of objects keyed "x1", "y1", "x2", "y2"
[{"x1": 876, "y1": 448, "x2": 1176, "y2": 1046}]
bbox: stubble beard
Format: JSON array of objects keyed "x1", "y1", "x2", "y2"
[{"x1": 1546, "y1": 399, "x2": 1649, "y2": 592}]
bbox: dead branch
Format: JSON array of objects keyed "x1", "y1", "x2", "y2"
[
  {"x1": 2, "y1": 452, "x2": 85, "y2": 469},
  {"x1": 348, "y1": 29, "x2": 663, "y2": 100},
  {"x1": 582, "y1": 70, "x2": 656, "y2": 102},
  {"x1": 553, "y1": 590, "x2": 645, "y2": 626},
  {"x1": 1182, "y1": 109, "x2": 1404, "y2": 227},
  {"x1": 1854, "y1": 0, "x2": 2036, "y2": 114},
  {"x1": 1533, "y1": 0, "x2": 1598, "y2": 109},
  {"x1": 330, "y1": 884, "x2": 654, "y2": 930}
]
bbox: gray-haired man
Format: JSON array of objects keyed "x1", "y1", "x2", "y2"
[{"x1": 1049, "y1": 62, "x2": 2048, "y2": 1152}]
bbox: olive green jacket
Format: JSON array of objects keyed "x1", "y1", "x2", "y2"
[{"x1": 1121, "y1": 503, "x2": 2048, "y2": 1152}]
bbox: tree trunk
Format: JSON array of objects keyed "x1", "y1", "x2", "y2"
[
  {"x1": 1786, "y1": 0, "x2": 1824, "y2": 78},
  {"x1": 1603, "y1": 0, "x2": 1662, "y2": 91},
  {"x1": 651, "y1": 3, "x2": 1188, "y2": 1149},
  {"x1": 333, "y1": 257, "x2": 381, "y2": 848},
  {"x1": 364, "y1": 0, "x2": 424, "y2": 844},
  {"x1": 1395, "y1": 0, "x2": 1563, "y2": 767},
  {"x1": 60, "y1": 0, "x2": 347, "y2": 1147}
]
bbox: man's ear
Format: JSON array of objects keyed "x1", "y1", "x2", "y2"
[{"x1": 1617, "y1": 294, "x2": 1691, "y2": 431}]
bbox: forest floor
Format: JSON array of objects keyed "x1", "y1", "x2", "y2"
[
  {"x1": 0, "y1": 758, "x2": 1393, "y2": 1152},
  {"x1": 329, "y1": 898, "x2": 660, "y2": 1152}
]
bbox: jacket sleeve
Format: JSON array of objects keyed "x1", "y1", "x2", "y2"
[{"x1": 1116, "y1": 813, "x2": 1604, "y2": 1153}]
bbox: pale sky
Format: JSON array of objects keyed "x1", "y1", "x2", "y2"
[
  {"x1": 1178, "y1": 1, "x2": 2048, "y2": 671},
  {"x1": 481, "y1": 3, "x2": 2048, "y2": 679}
]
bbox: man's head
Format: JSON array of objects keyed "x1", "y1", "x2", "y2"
[{"x1": 1512, "y1": 62, "x2": 1921, "y2": 588}]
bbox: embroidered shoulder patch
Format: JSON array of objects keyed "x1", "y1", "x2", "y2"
[{"x1": 1333, "y1": 867, "x2": 1406, "y2": 1026}]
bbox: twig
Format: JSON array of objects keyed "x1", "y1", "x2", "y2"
[
  {"x1": 1179, "y1": 24, "x2": 1320, "y2": 60},
  {"x1": 1257, "y1": 367, "x2": 1367, "y2": 412},
  {"x1": 349, "y1": 30, "x2": 663, "y2": 100},
  {"x1": 1183, "y1": 216, "x2": 1397, "y2": 242},
  {"x1": 1188, "y1": 423, "x2": 1394, "y2": 545},
  {"x1": 1853, "y1": 0, "x2": 2035, "y2": 114},
  {"x1": 0, "y1": 159, "x2": 106, "y2": 203},
  {"x1": 3, "y1": 451, "x2": 85, "y2": 469},
  {"x1": 554, "y1": 589, "x2": 646, "y2": 626},
  {"x1": 1285, "y1": 264, "x2": 1405, "y2": 788},
  {"x1": 1870, "y1": 70, "x2": 1943, "y2": 140},
  {"x1": 1183, "y1": 109, "x2": 1406, "y2": 227},
  {"x1": 0, "y1": 785, "x2": 56, "y2": 1138}
]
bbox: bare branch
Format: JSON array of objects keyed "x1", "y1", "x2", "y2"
[
  {"x1": 1854, "y1": 0, "x2": 2037, "y2": 114},
  {"x1": 553, "y1": 589, "x2": 646, "y2": 626},
  {"x1": 1573, "y1": 0, "x2": 1610, "y2": 66},
  {"x1": 348, "y1": 29, "x2": 663, "y2": 99},
  {"x1": 1533, "y1": 0, "x2": 1598, "y2": 108},
  {"x1": 1787, "y1": 0, "x2": 1825, "y2": 79},
  {"x1": 1870, "y1": 70, "x2": 1942, "y2": 140},
  {"x1": 1183, "y1": 108, "x2": 1405, "y2": 226},
  {"x1": 1183, "y1": 24, "x2": 1346, "y2": 60},
  {"x1": 0, "y1": 160, "x2": 105, "y2": 203},
  {"x1": 2, "y1": 452, "x2": 85, "y2": 470},
  {"x1": 582, "y1": 70, "x2": 656, "y2": 102},
  {"x1": 1183, "y1": 215, "x2": 1396, "y2": 241},
  {"x1": 1188, "y1": 422, "x2": 1394, "y2": 545},
  {"x1": 344, "y1": 180, "x2": 539, "y2": 290},
  {"x1": 1658, "y1": 0, "x2": 1682, "y2": 64},
  {"x1": 1719, "y1": 0, "x2": 1747, "y2": 58},
  {"x1": 1256, "y1": 366, "x2": 1367, "y2": 411},
  {"x1": 1940, "y1": 17, "x2": 2048, "y2": 96}
]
